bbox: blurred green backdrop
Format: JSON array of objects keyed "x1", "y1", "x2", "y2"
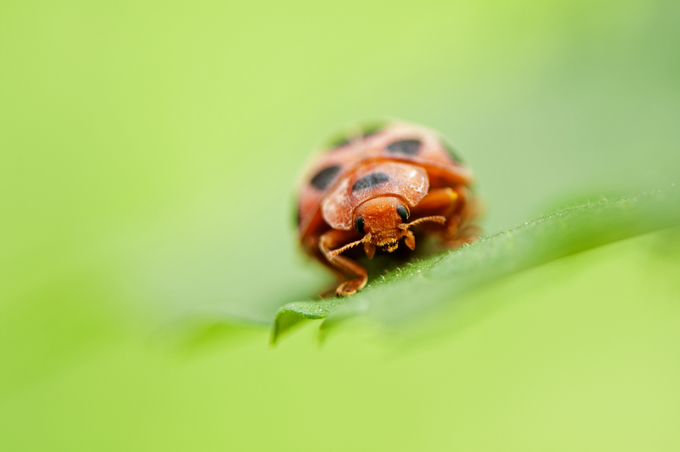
[{"x1": 1, "y1": 0, "x2": 679, "y2": 450}]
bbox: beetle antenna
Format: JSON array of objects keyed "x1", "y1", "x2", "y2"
[
  {"x1": 328, "y1": 233, "x2": 372, "y2": 259},
  {"x1": 399, "y1": 215, "x2": 447, "y2": 230}
]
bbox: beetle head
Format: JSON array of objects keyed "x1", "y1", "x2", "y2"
[
  {"x1": 353, "y1": 196, "x2": 407, "y2": 254},
  {"x1": 327, "y1": 196, "x2": 445, "y2": 260}
]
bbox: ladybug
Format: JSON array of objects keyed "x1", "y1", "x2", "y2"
[{"x1": 296, "y1": 120, "x2": 478, "y2": 296}]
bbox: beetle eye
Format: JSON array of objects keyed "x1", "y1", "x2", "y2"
[
  {"x1": 354, "y1": 216, "x2": 365, "y2": 234},
  {"x1": 397, "y1": 205, "x2": 409, "y2": 222}
]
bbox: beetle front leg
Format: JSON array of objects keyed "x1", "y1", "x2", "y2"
[
  {"x1": 409, "y1": 187, "x2": 458, "y2": 217},
  {"x1": 410, "y1": 187, "x2": 460, "y2": 238},
  {"x1": 443, "y1": 186, "x2": 480, "y2": 246},
  {"x1": 319, "y1": 229, "x2": 368, "y2": 296},
  {"x1": 409, "y1": 186, "x2": 479, "y2": 246}
]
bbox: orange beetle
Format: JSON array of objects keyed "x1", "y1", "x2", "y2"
[{"x1": 296, "y1": 120, "x2": 479, "y2": 296}]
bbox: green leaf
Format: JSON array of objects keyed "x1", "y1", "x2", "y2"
[
  {"x1": 270, "y1": 299, "x2": 339, "y2": 344},
  {"x1": 272, "y1": 187, "x2": 680, "y2": 342}
]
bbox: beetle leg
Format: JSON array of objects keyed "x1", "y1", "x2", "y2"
[
  {"x1": 319, "y1": 229, "x2": 368, "y2": 296},
  {"x1": 410, "y1": 187, "x2": 458, "y2": 217},
  {"x1": 410, "y1": 187, "x2": 461, "y2": 240},
  {"x1": 443, "y1": 186, "x2": 480, "y2": 245},
  {"x1": 454, "y1": 186, "x2": 478, "y2": 225},
  {"x1": 409, "y1": 186, "x2": 479, "y2": 247}
]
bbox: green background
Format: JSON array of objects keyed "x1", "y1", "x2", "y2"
[{"x1": 1, "y1": 0, "x2": 679, "y2": 450}]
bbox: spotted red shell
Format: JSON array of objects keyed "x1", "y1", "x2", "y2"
[
  {"x1": 322, "y1": 161, "x2": 429, "y2": 230},
  {"x1": 296, "y1": 120, "x2": 473, "y2": 240}
]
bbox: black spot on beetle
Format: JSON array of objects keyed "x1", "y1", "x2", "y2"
[
  {"x1": 310, "y1": 165, "x2": 341, "y2": 190},
  {"x1": 352, "y1": 172, "x2": 390, "y2": 192},
  {"x1": 386, "y1": 139, "x2": 421, "y2": 156}
]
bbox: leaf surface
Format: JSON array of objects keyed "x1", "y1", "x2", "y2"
[{"x1": 273, "y1": 188, "x2": 680, "y2": 342}]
